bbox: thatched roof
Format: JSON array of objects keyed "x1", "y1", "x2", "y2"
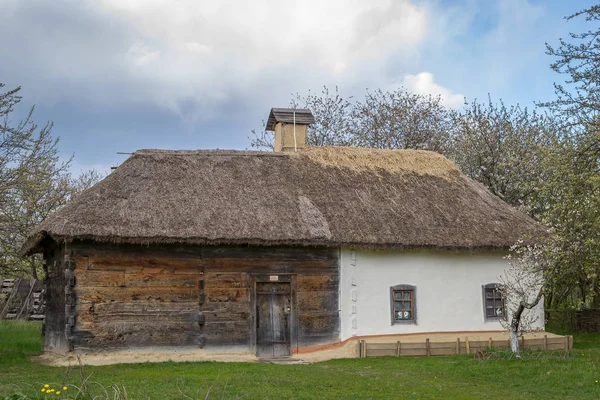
[{"x1": 22, "y1": 147, "x2": 545, "y2": 254}]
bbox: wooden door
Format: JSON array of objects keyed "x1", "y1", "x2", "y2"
[{"x1": 256, "y1": 281, "x2": 292, "y2": 357}]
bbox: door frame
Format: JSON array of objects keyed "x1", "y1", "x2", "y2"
[{"x1": 251, "y1": 274, "x2": 297, "y2": 356}]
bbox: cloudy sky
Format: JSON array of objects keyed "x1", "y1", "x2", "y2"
[{"x1": 0, "y1": 0, "x2": 596, "y2": 173}]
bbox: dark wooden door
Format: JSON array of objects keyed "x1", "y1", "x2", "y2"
[{"x1": 256, "y1": 282, "x2": 292, "y2": 357}]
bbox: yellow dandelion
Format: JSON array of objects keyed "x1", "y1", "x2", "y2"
[
  {"x1": 44, "y1": 384, "x2": 50, "y2": 388},
  {"x1": 595, "y1": 380, "x2": 598, "y2": 383},
  {"x1": 63, "y1": 386, "x2": 68, "y2": 391},
  {"x1": 41, "y1": 388, "x2": 46, "y2": 392},
  {"x1": 48, "y1": 389, "x2": 54, "y2": 393},
  {"x1": 56, "y1": 391, "x2": 61, "y2": 395}
]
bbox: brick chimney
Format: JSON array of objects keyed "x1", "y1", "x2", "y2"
[{"x1": 266, "y1": 108, "x2": 315, "y2": 153}]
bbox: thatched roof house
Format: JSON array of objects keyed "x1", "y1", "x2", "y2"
[{"x1": 25, "y1": 108, "x2": 545, "y2": 360}]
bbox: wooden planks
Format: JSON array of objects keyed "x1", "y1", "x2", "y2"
[
  {"x1": 63, "y1": 242, "x2": 341, "y2": 352},
  {"x1": 362, "y1": 335, "x2": 573, "y2": 357}
]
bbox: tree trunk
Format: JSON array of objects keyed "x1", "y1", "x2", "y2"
[
  {"x1": 510, "y1": 286, "x2": 544, "y2": 357},
  {"x1": 510, "y1": 328, "x2": 520, "y2": 356}
]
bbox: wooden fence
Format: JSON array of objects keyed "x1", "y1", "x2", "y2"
[
  {"x1": 0, "y1": 278, "x2": 45, "y2": 320},
  {"x1": 358, "y1": 335, "x2": 573, "y2": 357}
]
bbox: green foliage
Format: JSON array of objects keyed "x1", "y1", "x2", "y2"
[{"x1": 0, "y1": 84, "x2": 101, "y2": 279}]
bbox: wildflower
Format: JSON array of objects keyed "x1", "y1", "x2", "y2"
[
  {"x1": 56, "y1": 391, "x2": 61, "y2": 395},
  {"x1": 596, "y1": 380, "x2": 598, "y2": 383},
  {"x1": 63, "y1": 386, "x2": 68, "y2": 391},
  {"x1": 41, "y1": 388, "x2": 46, "y2": 392},
  {"x1": 44, "y1": 384, "x2": 50, "y2": 388}
]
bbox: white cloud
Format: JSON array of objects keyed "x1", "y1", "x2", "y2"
[
  {"x1": 90, "y1": 0, "x2": 428, "y2": 116},
  {"x1": 401, "y1": 72, "x2": 464, "y2": 108}
]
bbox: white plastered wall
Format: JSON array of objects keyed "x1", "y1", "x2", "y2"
[{"x1": 339, "y1": 249, "x2": 545, "y2": 341}]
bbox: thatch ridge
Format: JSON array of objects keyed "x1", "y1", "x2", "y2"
[{"x1": 21, "y1": 147, "x2": 545, "y2": 254}]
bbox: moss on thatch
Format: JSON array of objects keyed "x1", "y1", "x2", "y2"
[{"x1": 21, "y1": 147, "x2": 545, "y2": 255}]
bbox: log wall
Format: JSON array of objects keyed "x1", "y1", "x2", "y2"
[{"x1": 58, "y1": 242, "x2": 339, "y2": 353}]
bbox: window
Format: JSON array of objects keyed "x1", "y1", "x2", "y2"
[
  {"x1": 390, "y1": 284, "x2": 416, "y2": 324},
  {"x1": 483, "y1": 283, "x2": 505, "y2": 320}
]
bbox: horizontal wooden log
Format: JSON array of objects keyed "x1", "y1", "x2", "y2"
[
  {"x1": 72, "y1": 321, "x2": 202, "y2": 348},
  {"x1": 366, "y1": 349, "x2": 396, "y2": 357},
  {"x1": 297, "y1": 290, "x2": 338, "y2": 313},
  {"x1": 202, "y1": 321, "x2": 250, "y2": 345},
  {"x1": 201, "y1": 301, "x2": 249, "y2": 313},
  {"x1": 204, "y1": 259, "x2": 338, "y2": 274},
  {"x1": 76, "y1": 271, "x2": 202, "y2": 288},
  {"x1": 400, "y1": 342, "x2": 427, "y2": 350},
  {"x1": 76, "y1": 309, "x2": 200, "y2": 326},
  {"x1": 72, "y1": 255, "x2": 203, "y2": 274},
  {"x1": 297, "y1": 275, "x2": 339, "y2": 291},
  {"x1": 396, "y1": 348, "x2": 427, "y2": 356},
  {"x1": 365, "y1": 343, "x2": 397, "y2": 350},
  {"x1": 77, "y1": 286, "x2": 199, "y2": 303},
  {"x1": 429, "y1": 348, "x2": 458, "y2": 356},
  {"x1": 491, "y1": 340, "x2": 510, "y2": 349},
  {"x1": 205, "y1": 288, "x2": 250, "y2": 302},
  {"x1": 201, "y1": 246, "x2": 338, "y2": 261},
  {"x1": 204, "y1": 273, "x2": 249, "y2": 289},
  {"x1": 298, "y1": 313, "x2": 339, "y2": 336},
  {"x1": 429, "y1": 342, "x2": 460, "y2": 350},
  {"x1": 204, "y1": 311, "x2": 249, "y2": 322}
]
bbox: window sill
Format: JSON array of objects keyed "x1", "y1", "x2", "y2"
[{"x1": 391, "y1": 320, "x2": 417, "y2": 325}]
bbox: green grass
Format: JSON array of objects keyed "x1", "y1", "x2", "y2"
[{"x1": 1, "y1": 321, "x2": 599, "y2": 399}]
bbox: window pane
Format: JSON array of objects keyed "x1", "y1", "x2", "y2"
[
  {"x1": 394, "y1": 292, "x2": 403, "y2": 301},
  {"x1": 395, "y1": 301, "x2": 403, "y2": 310},
  {"x1": 486, "y1": 291, "x2": 493, "y2": 299},
  {"x1": 403, "y1": 291, "x2": 411, "y2": 300},
  {"x1": 404, "y1": 311, "x2": 412, "y2": 320}
]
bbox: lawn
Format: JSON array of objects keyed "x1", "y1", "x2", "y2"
[{"x1": 0, "y1": 321, "x2": 599, "y2": 399}]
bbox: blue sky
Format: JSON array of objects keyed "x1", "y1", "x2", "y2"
[{"x1": 0, "y1": 0, "x2": 597, "y2": 174}]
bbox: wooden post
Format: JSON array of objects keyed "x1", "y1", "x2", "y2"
[
  {"x1": 466, "y1": 338, "x2": 470, "y2": 354},
  {"x1": 564, "y1": 336, "x2": 569, "y2": 351},
  {"x1": 16, "y1": 279, "x2": 37, "y2": 320},
  {"x1": 364, "y1": 341, "x2": 368, "y2": 358},
  {"x1": 396, "y1": 341, "x2": 401, "y2": 357},
  {"x1": 569, "y1": 335, "x2": 573, "y2": 350},
  {"x1": 544, "y1": 335, "x2": 548, "y2": 351},
  {"x1": 426, "y1": 338, "x2": 430, "y2": 356},
  {"x1": 488, "y1": 337, "x2": 492, "y2": 348},
  {"x1": 456, "y1": 338, "x2": 460, "y2": 355}
]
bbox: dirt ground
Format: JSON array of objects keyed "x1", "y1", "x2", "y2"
[{"x1": 33, "y1": 330, "x2": 563, "y2": 366}]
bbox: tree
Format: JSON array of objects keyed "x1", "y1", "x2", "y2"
[
  {"x1": 250, "y1": 86, "x2": 454, "y2": 152},
  {"x1": 448, "y1": 97, "x2": 557, "y2": 215},
  {"x1": 0, "y1": 84, "x2": 100, "y2": 279},
  {"x1": 349, "y1": 88, "x2": 454, "y2": 151},
  {"x1": 535, "y1": 5, "x2": 600, "y2": 309},
  {"x1": 249, "y1": 86, "x2": 354, "y2": 150},
  {"x1": 544, "y1": 5, "x2": 600, "y2": 147},
  {"x1": 501, "y1": 242, "x2": 553, "y2": 357}
]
